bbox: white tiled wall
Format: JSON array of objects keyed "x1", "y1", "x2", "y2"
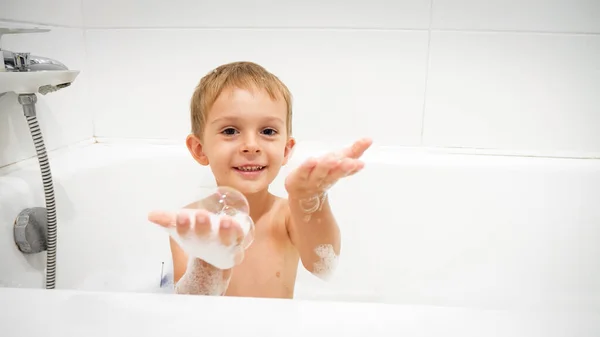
[
  {"x1": 1, "y1": 0, "x2": 599, "y2": 167},
  {"x1": 423, "y1": 31, "x2": 600, "y2": 154},
  {"x1": 81, "y1": 0, "x2": 432, "y2": 29},
  {"x1": 0, "y1": 0, "x2": 83, "y2": 27},
  {"x1": 85, "y1": 29, "x2": 429, "y2": 145},
  {"x1": 426, "y1": 0, "x2": 600, "y2": 155},
  {"x1": 431, "y1": 0, "x2": 600, "y2": 33}
]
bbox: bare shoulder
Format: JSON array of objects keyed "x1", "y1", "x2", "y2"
[
  {"x1": 271, "y1": 196, "x2": 292, "y2": 240},
  {"x1": 245, "y1": 194, "x2": 290, "y2": 243},
  {"x1": 268, "y1": 195, "x2": 289, "y2": 219}
]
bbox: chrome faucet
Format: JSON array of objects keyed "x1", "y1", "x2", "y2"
[
  {"x1": 3, "y1": 50, "x2": 68, "y2": 72},
  {"x1": 0, "y1": 27, "x2": 68, "y2": 72},
  {"x1": 0, "y1": 27, "x2": 76, "y2": 98},
  {"x1": 13, "y1": 51, "x2": 30, "y2": 71}
]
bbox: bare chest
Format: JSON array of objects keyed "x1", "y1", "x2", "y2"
[{"x1": 225, "y1": 218, "x2": 299, "y2": 298}]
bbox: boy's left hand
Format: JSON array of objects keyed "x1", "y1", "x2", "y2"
[{"x1": 285, "y1": 137, "x2": 372, "y2": 199}]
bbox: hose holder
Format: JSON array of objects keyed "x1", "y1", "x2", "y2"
[{"x1": 14, "y1": 207, "x2": 48, "y2": 254}]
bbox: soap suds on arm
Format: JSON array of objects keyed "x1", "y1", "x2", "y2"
[
  {"x1": 175, "y1": 258, "x2": 232, "y2": 296},
  {"x1": 312, "y1": 244, "x2": 339, "y2": 280}
]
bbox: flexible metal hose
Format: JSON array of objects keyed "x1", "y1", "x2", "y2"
[{"x1": 19, "y1": 93, "x2": 57, "y2": 289}]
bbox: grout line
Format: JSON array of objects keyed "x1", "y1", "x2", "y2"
[
  {"x1": 0, "y1": 138, "x2": 96, "y2": 174},
  {"x1": 94, "y1": 137, "x2": 184, "y2": 146},
  {"x1": 406, "y1": 146, "x2": 600, "y2": 160},
  {"x1": 82, "y1": 26, "x2": 430, "y2": 31},
  {"x1": 419, "y1": 0, "x2": 435, "y2": 146},
  {"x1": 93, "y1": 138, "x2": 600, "y2": 160},
  {"x1": 79, "y1": 26, "x2": 600, "y2": 36},
  {"x1": 77, "y1": 0, "x2": 95, "y2": 139},
  {"x1": 430, "y1": 27, "x2": 600, "y2": 36},
  {"x1": 82, "y1": 34, "x2": 94, "y2": 136},
  {"x1": 80, "y1": 0, "x2": 86, "y2": 29},
  {"x1": 3, "y1": 17, "x2": 596, "y2": 36},
  {"x1": 79, "y1": 0, "x2": 97, "y2": 137}
]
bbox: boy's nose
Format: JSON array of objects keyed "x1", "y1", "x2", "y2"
[
  {"x1": 240, "y1": 137, "x2": 260, "y2": 153},
  {"x1": 242, "y1": 146, "x2": 260, "y2": 153}
]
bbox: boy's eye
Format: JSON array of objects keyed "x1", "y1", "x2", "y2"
[
  {"x1": 221, "y1": 128, "x2": 238, "y2": 135},
  {"x1": 261, "y1": 128, "x2": 277, "y2": 136}
]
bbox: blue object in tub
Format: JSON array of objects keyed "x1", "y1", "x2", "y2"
[{"x1": 159, "y1": 260, "x2": 175, "y2": 290}]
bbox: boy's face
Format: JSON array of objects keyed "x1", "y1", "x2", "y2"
[{"x1": 187, "y1": 86, "x2": 295, "y2": 196}]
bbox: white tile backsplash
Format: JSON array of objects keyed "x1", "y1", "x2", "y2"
[
  {"x1": 422, "y1": 31, "x2": 600, "y2": 154},
  {"x1": 82, "y1": 0, "x2": 431, "y2": 29},
  {"x1": 1, "y1": 0, "x2": 599, "y2": 164},
  {"x1": 86, "y1": 29, "x2": 428, "y2": 146},
  {"x1": 0, "y1": 28, "x2": 92, "y2": 168},
  {"x1": 431, "y1": 0, "x2": 600, "y2": 33},
  {"x1": 0, "y1": 0, "x2": 83, "y2": 27}
]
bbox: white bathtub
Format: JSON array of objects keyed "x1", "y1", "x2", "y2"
[{"x1": 1, "y1": 140, "x2": 600, "y2": 335}]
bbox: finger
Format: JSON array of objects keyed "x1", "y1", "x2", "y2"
[
  {"x1": 344, "y1": 160, "x2": 365, "y2": 177},
  {"x1": 341, "y1": 138, "x2": 373, "y2": 159},
  {"x1": 308, "y1": 157, "x2": 339, "y2": 186},
  {"x1": 148, "y1": 211, "x2": 176, "y2": 228},
  {"x1": 337, "y1": 158, "x2": 359, "y2": 176},
  {"x1": 234, "y1": 225, "x2": 245, "y2": 246},
  {"x1": 175, "y1": 211, "x2": 192, "y2": 236},
  {"x1": 319, "y1": 166, "x2": 349, "y2": 189},
  {"x1": 326, "y1": 158, "x2": 365, "y2": 182},
  {"x1": 192, "y1": 210, "x2": 212, "y2": 238},
  {"x1": 324, "y1": 160, "x2": 351, "y2": 184},
  {"x1": 218, "y1": 216, "x2": 245, "y2": 246},
  {"x1": 295, "y1": 157, "x2": 319, "y2": 181}
]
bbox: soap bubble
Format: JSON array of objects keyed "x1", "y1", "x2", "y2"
[
  {"x1": 201, "y1": 186, "x2": 250, "y2": 215},
  {"x1": 199, "y1": 186, "x2": 255, "y2": 248}
]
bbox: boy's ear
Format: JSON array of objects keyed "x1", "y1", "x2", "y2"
[
  {"x1": 282, "y1": 136, "x2": 296, "y2": 166},
  {"x1": 186, "y1": 133, "x2": 209, "y2": 166}
]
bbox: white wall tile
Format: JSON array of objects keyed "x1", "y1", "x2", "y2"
[
  {"x1": 422, "y1": 31, "x2": 600, "y2": 154},
  {"x1": 0, "y1": 0, "x2": 83, "y2": 27},
  {"x1": 82, "y1": 0, "x2": 431, "y2": 29},
  {"x1": 432, "y1": 0, "x2": 600, "y2": 33},
  {"x1": 0, "y1": 28, "x2": 92, "y2": 168},
  {"x1": 87, "y1": 29, "x2": 428, "y2": 146}
]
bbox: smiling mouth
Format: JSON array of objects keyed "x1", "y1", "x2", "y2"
[{"x1": 234, "y1": 166, "x2": 266, "y2": 172}]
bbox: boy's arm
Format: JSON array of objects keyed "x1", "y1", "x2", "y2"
[
  {"x1": 287, "y1": 194, "x2": 340, "y2": 280},
  {"x1": 169, "y1": 237, "x2": 233, "y2": 296},
  {"x1": 169, "y1": 236, "x2": 189, "y2": 283},
  {"x1": 169, "y1": 202, "x2": 204, "y2": 284},
  {"x1": 284, "y1": 138, "x2": 372, "y2": 280}
]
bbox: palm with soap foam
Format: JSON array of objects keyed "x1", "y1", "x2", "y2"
[
  {"x1": 147, "y1": 187, "x2": 254, "y2": 270},
  {"x1": 285, "y1": 138, "x2": 373, "y2": 200}
]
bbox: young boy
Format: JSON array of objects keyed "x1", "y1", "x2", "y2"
[{"x1": 148, "y1": 61, "x2": 371, "y2": 299}]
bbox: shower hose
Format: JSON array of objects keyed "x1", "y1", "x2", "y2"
[{"x1": 18, "y1": 93, "x2": 57, "y2": 289}]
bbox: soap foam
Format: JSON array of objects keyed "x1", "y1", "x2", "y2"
[
  {"x1": 175, "y1": 258, "x2": 230, "y2": 296},
  {"x1": 166, "y1": 210, "x2": 253, "y2": 270},
  {"x1": 313, "y1": 244, "x2": 338, "y2": 280},
  {"x1": 298, "y1": 192, "x2": 328, "y2": 222}
]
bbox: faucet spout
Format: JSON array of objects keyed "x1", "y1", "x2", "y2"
[
  {"x1": 3, "y1": 50, "x2": 68, "y2": 72},
  {"x1": 0, "y1": 27, "x2": 53, "y2": 72}
]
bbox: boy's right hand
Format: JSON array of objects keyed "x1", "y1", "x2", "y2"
[{"x1": 147, "y1": 209, "x2": 247, "y2": 269}]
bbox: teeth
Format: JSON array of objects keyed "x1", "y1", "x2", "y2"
[{"x1": 237, "y1": 166, "x2": 264, "y2": 172}]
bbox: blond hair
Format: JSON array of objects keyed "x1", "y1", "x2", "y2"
[{"x1": 190, "y1": 61, "x2": 293, "y2": 139}]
